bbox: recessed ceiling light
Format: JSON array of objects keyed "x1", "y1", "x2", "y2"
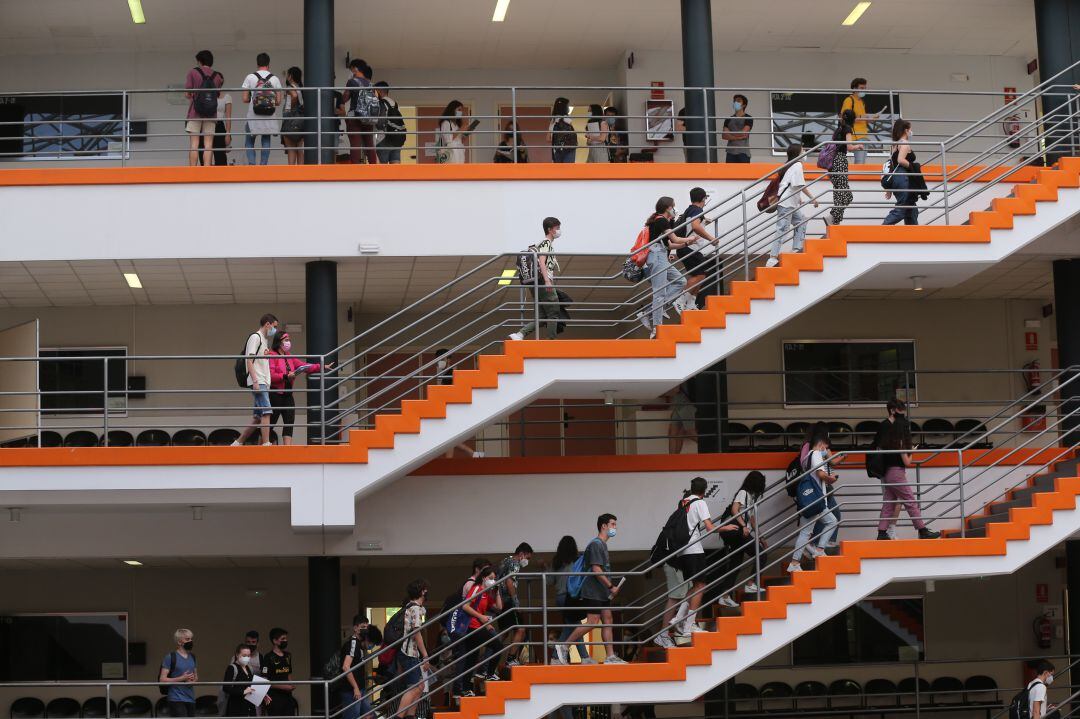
[
  {"x1": 842, "y1": 1, "x2": 871, "y2": 25},
  {"x1": 492, "y1": 0, "x2": 510, "y2": 22},
  {"x1": 911, "y1": 275, "x2": 925, "y2": 292},
  {"x1": 124, "y1": 273, "x2": 142, "y2": 289},
  {"x1": 123, "y1": 560, "x2": 143, "y2": 566},
  {"x1": 127, "y1": 0, "x2": 146, "y2": 24}
]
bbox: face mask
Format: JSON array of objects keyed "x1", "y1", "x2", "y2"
[
  {"x1": 282, "y1": 341, "x2": 292, "y2": 352},
  {"x1": 238, "y1": 656, "x2": 251, "y2": 666},
  {"x1": 267, "y1": 326, "x2": 277, "y2": 339},
  {"x1": 553, "y1": 229, "x2": 562, "y2": 239},
  {"x1": 455, "y1": 109, "x2": 463, "y2": 117},
  {"x1": 483, "y1": 578, "x2": 495, "y2": 588},
  {"x1": 907, "y1": 130, "x2": 914, "y2": 139},
  {"x1": 857, "y1": 91, "x2": 867, "y2": 98},
  {"x1": 1046, "y1": 674, "x2": 1054, "y2": 686},
  {"x1": 607, "y1": 527, "x2": 617, "y2": 539},
  {"x1": 436, "y1": 359, "x2": 447, "y2": 372},
  {"x1": 519, "y1": 558, "x2": 529, "y2": 569},
  {"x1": 278, "y1": 641, "x2": 288, "y2": 650},
  {"x1": 733, "y1": 101, "x2": 742, "y2": 111},
  {"x1": 183, "y1": 641, "x2": 194, "y2": 651}
]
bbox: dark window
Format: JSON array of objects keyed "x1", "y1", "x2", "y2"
[
  {"x1": 40, "y1": 348, "x2": 128, "y2": 415},
  {"x1": 794, "y1": 597, "x2": 924, "y2": 664},
  {"x1": 783, "y1": 340, "x2": 916, "y2": 405},
  {"x1": 769, "y1": 91, "x2": 900, "y2": 155},
  {"x1": 0, "y1": 94, "x2": 125, "y2": 161},
  {"x1": 0, "y1": 613, "x2": 128, "y2": 681}
]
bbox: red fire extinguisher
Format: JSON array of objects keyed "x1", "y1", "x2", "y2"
[
  {"x1": 1033, "y1": 614, "x2": 1053, "y2": 649},
  {"x1": 1023, "y1": 359, "x2": 1042, "y2": 392},
  {"x1": 1003, "y1": 114, "x2": 1023, "y2": 149}
]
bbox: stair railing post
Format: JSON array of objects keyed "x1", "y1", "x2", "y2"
[
  {"x1": 914, "y1": 659, "x2": 921, "y2": 719},
  {"x1": 740, "y1": 190, "x2": 750, "y2": 281},
  {"x1": 106, "y1": 682, "x2": 112, "y2": 719},
  {"x1": 102, "y1": 356, "x2": 109, "y2": 444},
  {"x1": 511, "y1": 87, "x2": 519, "y2": 164},
  {"x1": 702, "y1": 87, "x2": 711, "y2": 163},
  {"x1": 542, "y1": 571, "x2": 549, "y2": 664},
  {"x1": 323, "y1": 676, "x2": 330, "y2": 719},
  {"x1": 752, "y1": 503, "x2": 762, "y2": 593},
  {"x1": 533, "y1": 251, "x2": 541, "y2": 340},
  {"x1": 957, "y1": 448, "x2": 966, "y2": 537},
  {"x1": 941, "y1": 141, "x2": 950, "y2": 224}
]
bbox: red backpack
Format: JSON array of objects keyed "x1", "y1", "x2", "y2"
[
  {"x1": 757, "y1": 173, "x2": 782, "y2": 213},
  {"x1": 629, "y1": 225, "x2": 651, "y2": 267}
]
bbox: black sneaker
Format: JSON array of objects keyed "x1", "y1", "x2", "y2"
[
  {"x1": 877, "y1": 531, "x2": 890, "y2": 541},
  {"x1": 918, "y1": 528, "x2": 941, "y2": 539}
]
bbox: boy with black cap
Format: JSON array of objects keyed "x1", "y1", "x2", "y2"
[{"x1": 673, "y1": 187, "x2": 719, "y2": 314}]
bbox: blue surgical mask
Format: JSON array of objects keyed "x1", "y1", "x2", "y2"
[
  {"x1": 733, "y1": 101, "x2": 742, "y2": 111},
  {"x1": 857, "y1": 91, "x2": 867, "y2": 99},
  {"x1": 607, "y1": 527, "x2": 617, "y2": 538},
  {"x1": 267, "y1": 326, "x2": 277, "y2": 339}
]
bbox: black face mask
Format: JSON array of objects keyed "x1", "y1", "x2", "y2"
[
  {"x1": 278, "y1": 641, "x2": 288, "y2": 650},
  {"x1": 183, "y1": 641, "x2": 194, "y2": 651}
]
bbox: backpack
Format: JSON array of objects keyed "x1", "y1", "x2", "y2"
[
  {"x1": 552, "y1": 117, "x2": 578, "y2": 149},
  {"x1": 784, "y1": 456, "x2": 804, "y2": 498},
  {"x1": 1008, "y1": 681, "x2": 1043, "y2": 719},
  {"x1": 282, "y1": 89, "x2": 305, "y2": 136},
  {"x1": 629, "y1": 226, "x2": 651, "y2": 268},
  {"x1": 381, "y1": 99, "x2": 407, "y2": 148},
  {"x1": 351, "y1": 80, "x2": 380, "y2": 121},
  {"x1": 321, "y1": 649, "x2": 343, "y2": 680},
  {"x1": 881, "y1": 159, "x2": 895, "y2": 190},
  {"x1": 816, "y1": 141, "x2": 838, "y2": 171},
  {"x1": 378, "y1": 601, "x2": 413, "y2": 671},
  {"x1": 159, "y1": 651, "x2": 195, "y2": 695},
  {"x1": 565, "y1": 545, "x2": 593, "y2": 600},
  {"x1": 234, "y1": 333, "x2": 259, "y2": 388},
  {"x1": 866, "y1": 446, "x2": 886, "y2": 479},
  {"x1": 655, "y1": 497, "x2": 704, "y2": 564},
  {"x1": 622, "y1": 256, "x2": 644, "y2": 283},
  {"x1": 516, "y1": 247, "x2": 539, "y2": 286},
  {"x1": 443, "y1": 582, "x2": 481, "y2": 641},
  {"x1": 757, "y1": 174, "x2": 782, "y2": 213},
  {"x1": 672, "y1": 209, "x2": 692, "y2": 239},
  {"x1": 192, "y1": 68, "x2": 219, "y2": 119},
  {"x1": 251, "y1": 72, "x2": 277, "y2": 116}
]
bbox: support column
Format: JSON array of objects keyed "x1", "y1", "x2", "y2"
[
  {"x1": 680, "y1": 0, "x2": 717, "y2": 163},
  {"x1": 1053, "y1": 259, "x2": 1080, "y2": 445},
  {"x1": 304, "y1": 0, "x2": 336, "y2": 165},
  {"x1": 1034, "y1": 0, "x2": 1080, "y2": 160},
  {"x1": 308, "y1": 556, "x2": 341, "y2": 716},
  {"x1": 306, "y1": 260, "x2": 339, "y2": 444}
]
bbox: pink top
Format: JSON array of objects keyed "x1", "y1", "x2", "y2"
[
  {"x1": 268, "y1": 351, "x2": 322, "y2": 392},
  {"x1": 184, "y1": 65, "x2": 223, "y2": 119}
]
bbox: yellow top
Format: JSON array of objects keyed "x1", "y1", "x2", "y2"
[{"x1": 841, "y1": 94, "x2": 868, "y2": 139}]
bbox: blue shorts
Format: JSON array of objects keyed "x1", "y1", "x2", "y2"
[
  {"x1": 252, "y1": 384, "x2": 272, "y2": 417},
  {"x1": 398, "y1": 654, "x2": 422, "y2": 687}
]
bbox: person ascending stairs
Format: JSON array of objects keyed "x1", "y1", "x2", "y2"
[{"x1": 877, "y1": 416, "x2": 940, "y2": 540}]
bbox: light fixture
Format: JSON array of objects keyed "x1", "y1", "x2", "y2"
[
  {"x1": 357, "y1": 242, "x2": 381, "y2": 255},
  {"x1": 602, "y1": 390, "x2": 616, "y2": 406},
  {"x1": 910, "y1": 275, "x2": 925, "y2": 292},
  {"x1": 124, "y1": 272, "x2": 142, "y2": 289},
  {"x1": 123, "y1": 559, "x2": 143, "y2": 566},
  {"x1": 841, "y1": 1, "x2": 871, "y2": 25},
  {"x1": 492, "y1": 0, "x2": 510, "y2": 22},
  {"x1": 127, "y1": 0, "x2": 146, "y2": 24},
  {"x1": 191, "y1": 505, "x2": 205, "y2": 521},
  {"x1": 497, "y1": 269, "x2": 517, "y2": 286},
  {"x1": 7, "y1": 507, "x2": 21, "y2": 523}
]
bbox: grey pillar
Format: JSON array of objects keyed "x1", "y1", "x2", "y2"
[
  {"x1": 308, "y1": 556, "x2": 341, "y2": 714},
  {"x1": 304, "y1": 0, "x2": 336, "y2": 165},
  {"x1": 1034, "y1": 0, "x2": 1080, "y2": 160},
  {"x1": 306, "y1": 261, "x2": 339, "y2": 444},
  {"x1": 680, "y1": 0, "x2": 717, "y2": 163},
  {"x1": 1054, "y1": 259, "x2": 1080, "y2": 445}
]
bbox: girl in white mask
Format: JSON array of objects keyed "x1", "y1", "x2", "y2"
[
  {"x1": 222, "y1": 645, "x2": 261, "y2": 717},
  {"x1": 436, "y1": 100, "x2": 468, "y2": 164}
]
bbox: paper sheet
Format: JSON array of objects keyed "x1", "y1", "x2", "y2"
[{"x1": 246, "y1": 675, "x2": 270, "y2": 707}]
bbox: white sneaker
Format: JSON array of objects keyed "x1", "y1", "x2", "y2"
[
  {"x1": 552, "y1": 644, "x2": 569, "y2": 665},
  {"x1": 743, "y1": 582, "x2": 761, "y2": 593},
  {"x1": 508, "y1": 332, "x2": 524, "y2": 341},
  {"x1": 636, "y1": 311, "x2": 652, "y2": 331},
  {"x1": 580, "y1": 656, "x2": 597, "y2": 665},
  {"x1": 765, "y1": 257, "x2": 780, "y2": 268},
  {"x1": 261, "y1": 442, "x2": 272, "y2": 446},
  {"x1": 653, "y1": 633, "x2": 675, "y2": 649},
  {"x1": 719, "y1": 596, "x2": 739, "y2": 608},
  {"x1": 506, "y1": 657, "x2": 520, "y2": 667},
  {"x1": 604, "y1": 656, "x2": 628, "y2": 664},
  {"x1": 648, "y1": 329, "x2": 657, "y2": 340},
  {"x1": 787, "y1": 560, "x2": 803, "y2": 573},
  {"x1": 230, "y1": 440, "x2": 241, "y2": 446},
  {"x1": 471, "y1": 451, "x2": 485, "y2": 458},
  {"x1": 689, "y1": 624, "x2": 707, "y2": 633},
  {"x1": 809, "y1": 546, "x2": 827, "y2": 558}
]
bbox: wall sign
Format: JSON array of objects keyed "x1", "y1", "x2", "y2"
[
  {"x1": 1025, "y1": 331, "x2": 1039, "y2": 351},
  {"x1": 1036, "y1": 583, "x2": 1049, "y2": 603}
]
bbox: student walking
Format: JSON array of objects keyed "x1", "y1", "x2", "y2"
[
  {"x1": 495, "y1": 543, "x2": 534, "y2": 668},
  {"x1": 679, "y1": 477, "x2": 716, "y2": 629},
  {"x1": 436, "y1": 100, "x2": 468, "y2": 164},
  {"x1": 718, "y1": 471, "x2": 768, "y2": 600},
  {"x1": 396, "y1": 580, "x2": 431, "y2": 719},
  {"x1": 160, "y1": 629, "x2": 198, "y2": 717},
  {"x1": 840, "y1": 78, "x2": 875, "y2": 166},
  {"x1": 826, "y1": 109, "x2": 860, "y2": 226},
  {"x1": 673, "y1": 187, "x2": 718, "y2": 314},
  {"x1": 667, "y1": 383, "x2": 697, "y2": 455},
  {"x1": 1027, "y1": 660, "x2": 1056, "y2": 719},
  {"x1": 222, "y1": 645, "x2": 259, "y2": 717},
  {"x1": 241, "y1": 53, "x2": 283, "y2": 166},
  {"x1": 509, "y1": 217, "x2": 562, "y2": 341},
  {"x1": 268, "y1": 332, "x2": 332, "y2": 445},
  {"x1": 877, "y1": 417, "x2": 940, "y2": 540},
  {"x1": 460, "y1": 564, "x2": 503, "y2": 690},
  {"x1": 767, "y1": 144, "x2": 818, "y2": 267},
  {"x1": 722, "y1": 95, "x2": 753, "y2": 163},
  {"x1": 554, "y1": 514, "x2": 626, "y2": 665},
  {"x1": 548, "y1": 536, "x2": 590, "y2": 662},
  {"x1": 339, "y1": 615, "x2": 373, "y2": 719},
  {"x1": 234, "y1": 314, "x2": 279, "y2": 446},
  {"x1": 641, "y1": 197, "x2": 689, "y2": 339},
  {"x1": 789, "y1": 426, "x2": 839, "y2": 572},
  {"x1": 281, "y1": 67, "x2": 305, "y2": 165},
  {"x1": 184, "y1": 50, "x2": 223, "y2": 167},
  {"x1": 883, "y1": 119, "x2": 921, "y2": 226},
  {"x1": 585, "y1": 105, "x2": 609, "y2": 163},
  {"x1": 375, "y1": 82, "x2": 406, "y2": 165}
]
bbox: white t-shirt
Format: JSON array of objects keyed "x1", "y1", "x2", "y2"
[
  {"x1": 682, "y1": 495, "x2": 711, "y2": 556},
  {"x1": 778, "y1": 161, "x2": 805, "y2": 209},
  {"x1": 1029, "y1": 679, "x2": 1048, "y2": 719},
  {"x1": 732, "y1": 489, "x2": 751, "y2": 509},
  {"x1": 585, "y1": 119, "x2": 605, "y2": 145},
  {"x1": 437, "y1": 119, "x2": 466, "y2": 164},
  {"x1": 810, "y1": 449, "x2": 830, "y2": 489},
  {"x1": 245, "y1": 331, "x2": 270, "y2": 387},
  {"x1": 216, "y1": 93, "x2": 233, "y2": 121},
  {"x1": 241, "y1": 71, "x2": 283, "y2": 135}
]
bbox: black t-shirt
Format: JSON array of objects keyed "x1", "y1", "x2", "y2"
[
  {"x1": 648, "y1": 215, "x2": 673, "y2": 247},
  {"x1": 675, "y1": 204, "x2": 704, "y2": 239},
  {"x1": 339, "y1": 635, "x2": 368, "y2": 690},
  {"x1": 261, "y1": 650, "x2": 292, "y2": 687},
  {"x1": 833, "y1": 124, "x2": 852, "y2": 154}
]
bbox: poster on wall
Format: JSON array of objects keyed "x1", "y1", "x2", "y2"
[
  {"x1": 645, "y1": 99, "x2": 675, "y2": 142},
  {"x1": 769, "y1": 91, "x2": 900, "y2": 156}
]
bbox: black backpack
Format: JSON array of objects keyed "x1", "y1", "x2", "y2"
[
  {"x1": 381, "y1": 99, "x2": 407, "y2": 148},
  {"x1": 516, "y1": 247, "x2": 539, "y2": 286},
  {"x1": 552, "y1": 118, "x2": 578, "y2": 148},
  {"x1": 673, "y1": 206, "x2": 697, "y2": 239},
  {"x1": 650, "y1": 497, "x2": 703, "y2": 567},
  {"x1": 785, "y1": 456, "x2": 804, "y2": 498},
  {"x1": 159, "y1": 651, "x2": 195, "y2": 695},
  {"x1": 378, "y1": 601, "x2": 413, "y2": 671},
  {"x1": 234, "y1": 333, "x2": 259, "y2": 388},
  {"x1": 252, "y1": 71, "x2": 277, "y2": 116},
  {"x1": 1008, "y1": 681, "x2": 1043, "y2": 719},
  {"x1": 192, "y1": 69, "x2": 219, "y2": 118}
]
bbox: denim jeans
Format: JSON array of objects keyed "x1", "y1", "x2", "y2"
[
  {"x1": 884, "y1": 172, "x2": 919, "y2": 225},
  {"x1": 552, "y1": 148, "x2": 576, "y2": 163},
  {"x1": 725, "y1": 152, "x2": 751, "y2": 163},
  {"x1": 245, "y1": 126, "x2": 271, "y2": 165},
  {"x1": 376, "y1": 144, "x2": 401, "y2": 164},
  {"x1": 794, "y1": 507, "x2": 838, "y2": 561},
  {"x1": 339, "y1": 689, "x2": 369, "y2": 719},
  {"x1": 645, "y1": 244, "x2": 685, "y2": 329},
  {"x1": 815, "y1": 492, "x2": 841, "y2": 546},
  {"x1": 770, "y1": 206, "x2": 806, "y2": 258}
]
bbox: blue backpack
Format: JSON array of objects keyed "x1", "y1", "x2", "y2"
[
  {"x1": 566, "y1": 539, "x2": 600, "y2": 599},
  {"x1": 444, "y1": 583, "x2": 482, "y2": 641}
]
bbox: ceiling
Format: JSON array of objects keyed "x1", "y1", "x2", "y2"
[
  {"x1": 833, "y1": 254, "x2": 1056, "y2": 301},
  {"x1": 0, "y1": 0, "x2": 1038, "y2": 67}
]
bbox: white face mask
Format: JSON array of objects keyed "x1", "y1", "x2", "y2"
[
  {"x1": 483, "y1": 578, "x2": 495, "y2": 588},
  {"x1": 907, "y1": 130, "x2": 914, "y2": 139},
  {"x1": 519, "y1": 558, "x2": 529, "y2": 569},
  {"x1": 238, "y1": 656, "x2": 251, "y2": 666},
  {"x1": 454, "y1": 109, "x2": 463, "y2": 117},
  {"x1": 1046, "y1": 674, "x2": 1054, "y2": 686},
  {"x1": 552, "y1": 229, "x2": 561, "y2": 239}
]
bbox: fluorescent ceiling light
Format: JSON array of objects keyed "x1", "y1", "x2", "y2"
[
  {"x1": 842, "y1": 2, "x2": 871, "y2": 25},
  {"x1": 492, "y1": 0, "x2": 510, "y2": 22},
  {"x1": 128, "y1": 0, "x2": 146, "y2": 24},
  {"x1": 123, "y1": 560, "x2": 143, "y2": 566},
  {"x1": 498, "y1": 269, "x2": 517, "y2": 286},
  {"x1": 124, "y1": 272, "x2": 143, "y2": 288}
]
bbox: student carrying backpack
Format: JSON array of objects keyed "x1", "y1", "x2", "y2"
[
  {"x1": 516, "y1": 246, "x2": 539, "y2": 286},
  {"x1": 564, "y1": 541, "x2": 596, "y2": 600},
  {"x1": 551, "y1": 117, "x2": 578, "y2": 151},
  {"x1": 622, "y1": 225, "x2": 651, "y2": 282},
  {"x1": 1008, "y1": 680, "x2": 1044, "y2": 719},
  {"x1": 192, "y1": 68, "x2": 220, "y2": 119},
  {"x1": 233, "y1": 332, "x2": 259, "y2": 387},
  {"x1": 380, "y1": 99, "x2": 407, "y2": 148},
  {"x1": 649, "y1": 495, "x2": 705, "y2": 568},
  {"x1": 251, "y1": 71, "x2": 278, "y2": 116}
]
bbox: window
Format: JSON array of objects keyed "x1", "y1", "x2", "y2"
[
  {"x1": 793, "y1": 597, "x2": 924, "y2": 665},
  {"x1": 0, "y1": 613, "x2": 128, "y2": 681},
  {"x1": 769, "y1": 91, "x2": 900, "y2": 156},
  {"x1": 0, "y1": 94, "x2": 126, "y2": 161},
  {"x1": 782, "y1": 340, "x2": 916, "y2": 406},
  {"x1": 40, "y1": 348, "x2": 128, "y2": 415}
]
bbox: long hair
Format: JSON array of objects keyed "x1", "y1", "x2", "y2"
[
  {"x1": 589, "y1": 104, "x2": 604, "y2": 120},
  {"x1": 286, "y1": 66, "x2": 303, "y2": 86},
  {"x1": 740, "y1": 470, "x2": 766, "y2": 500},
  {"x1": 441, "y1": 100, "x2": 464, "y2": 128},
  {"x1": 647, "y1": 196, "x2": 675, "y2": 224},
  {"x1": 553, "y1": 535, "x2": 578, "y2": 569},
  {"x1": 891, "y1": 119, "x2": 911, "y2": 142}
]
